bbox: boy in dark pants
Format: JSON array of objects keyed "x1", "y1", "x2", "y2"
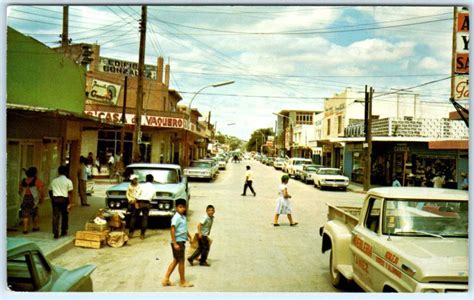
[
  {"x1": 241, "y1": 165, "x2": 256, "y2": 196},
  {"x1": 188, "y1": 205, "x2": 215, "y2": 267},
  {"x1": 162, "y1": 199, "x2": 193, "y2": 288}
]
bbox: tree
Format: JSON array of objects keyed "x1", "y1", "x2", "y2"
[{"x1": 246, "y1": 128, "x2": 274, "y2": 154}]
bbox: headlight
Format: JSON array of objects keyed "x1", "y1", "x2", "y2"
[
  {"x1": 109, "y1": 201, "x2": 116, "y2": 208},
  {"x1": 164, "y1": 203, "x2": 171, "y2": 209},
  {"x1": 158, "y1": 203, "x2": 164, "y2": 209}
]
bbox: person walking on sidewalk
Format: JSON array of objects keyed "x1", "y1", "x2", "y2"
[
  {"x1": 188, "y1": 205, "x2": 215, "y2": 267},
  {"x1": 18, "y1": 167, "x2": 45, "y2": 234},
  {"x1": 273, "y1": 174, "x2": 298, "y2": 227},
  {"x1": 241, "y1": 165, "x2": 256, "y2": 196},
  {"x1": 129, "y1": 174, "x2": 155, "y2": 239},
  {"x1": 78, "y1": 156, "x2": 90, "y2": 206},
  {"x1": 162, "y1": 199, "x2": 194, "y2": 288},
  {"x1": 48, "y1": 165, "x2": 73, "y2": 239}
]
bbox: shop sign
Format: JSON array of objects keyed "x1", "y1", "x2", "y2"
[
  {"x1": 453, "y1": 8, "x2": 469, "y2": 100},
  {"x1": 85, "y1": 110, "x2": 187, "y2": 129},
  {"x1": 394, "y1": 144, "x2": 410, "y2": 152},
  {"x1": 98, "y1": 57, "x2": 158, "y2": 80},
  {"x1": 87, "y1": 79, "x2": 121, "y2": 105},
  {"x1": 454, "y1": 75, "x2": 469, "y2": 100}
]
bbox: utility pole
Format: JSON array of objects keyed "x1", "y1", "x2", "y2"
[
  {"x1": 61, "y1": 5, "x2": 69, "y2": 52},
  {"x1": 363, "y1": 86, "x2": 373, "y2": 191},
  {"x1": 120, "y1": 75, "x2": 128, "y2": 160},
  {"x1": 413, "y1": 94, "x2": 417, "y2": 118},
  {"x1": 132, "y1": 6, "x2": 147, "y2": 162}
]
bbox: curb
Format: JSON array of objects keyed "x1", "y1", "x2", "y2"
[{"x1": 44, "y1": 237, "x2": 75, "y2": 260}]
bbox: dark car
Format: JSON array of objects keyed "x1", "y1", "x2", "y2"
[
  {"x1": 7, "y1": 238, "x2": 96, "y2": 292},
  {"x1": 299, "y1": 164, "x2": 324, "y2": 184}
]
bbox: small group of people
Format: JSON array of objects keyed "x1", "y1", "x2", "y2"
[
  {"x1": 126, "y1": 173, "x2": 215, "y2": 288},
  {"x1": 19, "y1": 163, "x2": 90, "y2": 239},
  {"x1": 392, "y1": 171, "x2": 468, "y2": 190}
]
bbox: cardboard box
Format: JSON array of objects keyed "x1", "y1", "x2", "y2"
[
  {"x1": 85, "y1": 222, "x2": 109, "y2": 232},
  {"x1": 75, "y1": 239, "x2": 104, "y2": 249}
]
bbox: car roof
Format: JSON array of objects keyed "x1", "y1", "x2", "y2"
[
  {"x1": 126, "y1": 163, "x2": 181, "y2": 169},
  {"x1": 369, "y1": 187, "x2": 469, "y2": 201},
  {"x1": 7, "y1": 238, "x2": 39, "y2": 257}
]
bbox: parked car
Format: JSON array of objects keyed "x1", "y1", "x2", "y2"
[
  {"x1": 105, "y1": 163, "x2": 190, "y2": 219},
  {"x1": 273, "y1": 158, "x2": 285, "y2": 170},
  {"x1": 200, "y1": 158, "x2": 219, "y2": 175},
  {"x1": 265, "y1": 157, "x2": 275, "y2": 166},
  {"x1": 217, "y1": 157, "x2": 227, "y2": 170},
  {"x1": 287, "y1": 158, "x2": 313, "y2": 178},
  {"x1": 7, "y1": 238, "x2": 96, "y2": 291},
  {"x1": 319, "y1": 187, "x2": 468, "y2": 292},
  {"x1": 184, "y1": 160, "x2": 216, "y2": 181},
  {"x1": 313, "y1": 168, "x2": 350, "y2": 190},
  {"x1": 299, "y1": 164, "x2": 324, "y2": 184}
]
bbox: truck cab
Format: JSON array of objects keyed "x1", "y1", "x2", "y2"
[{"x1": 320, "y1": 187, "x2": 468, "y2": 293}]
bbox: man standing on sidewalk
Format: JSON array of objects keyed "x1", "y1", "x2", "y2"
[
  {"x1": 48, "y1": 165, "x2": 73, "y2": 239},
  {"x1": 241, "y1": 165, "x2": 256, "y2": 197},
  {"x1": 78, "y1": 156, "x2": 90, "y2": 206},
  {"x1": 129, "y1": 174, "x2": 155, "y2": 239}
]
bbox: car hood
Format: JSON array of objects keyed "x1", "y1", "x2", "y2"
[
  {"x1": 319, "y1": 175, "x2": 348, "y2": 180},
  {"x1": 386, "y1": 237, "x2": 468, "y2": 283},
  {"x1": 184, "y1": 167, "x2": 211, "y2": 171},
  {"x1": 107, "y1": 182, "x2": 182, "y2": 194}
]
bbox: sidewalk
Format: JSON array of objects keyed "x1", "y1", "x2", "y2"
[{"x1": 7, "y1": 182, "x2": 109, "y2": 259}]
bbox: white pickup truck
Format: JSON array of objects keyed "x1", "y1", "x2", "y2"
[{"x1": 319, "y1": 187, "x2": 468, "y2": 293}]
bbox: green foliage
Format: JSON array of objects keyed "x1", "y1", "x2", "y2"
[{"x1": 245, "y1": 128, "x2": 274, "y2": 154}]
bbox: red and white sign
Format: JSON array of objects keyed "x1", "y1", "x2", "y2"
[
  {"x1": 454, "y1": 8, "x2": 469, "y2": 100},
  {"x1": 85, "y1": 111, "x2": 187, "y2": 129}
]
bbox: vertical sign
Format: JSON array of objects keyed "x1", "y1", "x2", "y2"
[{"x1": 453, "y1": 7, "x2": 469, "y2": 100}]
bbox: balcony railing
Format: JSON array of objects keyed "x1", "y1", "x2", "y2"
[{"x1": 345, "y1": 118, "x2": 469, "y2": 139}]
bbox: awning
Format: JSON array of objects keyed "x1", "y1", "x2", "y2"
[{"x1": 429, "y1": 140, "x2": 468, "y2": 150}]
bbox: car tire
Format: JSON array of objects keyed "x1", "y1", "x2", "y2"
[
  {"x1": 329, "y1": 248, "x2": 348, "y2": 289},
  {"x1": 341, "y1": 187, "x2": 347, "y2": 191}
]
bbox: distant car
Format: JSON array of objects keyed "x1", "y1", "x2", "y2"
[
  {"x1": 217, "y1": 157, "x2": 227, "y2": 170},
  {"x1": 313, "y1": 168, "x2": 350, "y2": 191},
  {"x1": 265, "y1": 157, "x2": 275, "y2": 166},
  {"x1": 184, "y1": 160, "x2": 216, "y2": 181},
  {"x1": 299, "y1": 164, "x2": 324, "y2": 184},
  {"x1": 287, "y1": 158, "x2": 313, "y2": 178},
  {"x1": 273, "y1": 158, "x2": 285, "y2": 170},
  {"x1": 200, "y1": 158, "x2": 219, "y2": 175},
  {"x1": 105, "y1": 163, "x2": 190, "y2": 219},
  {"x1": 7, "y1": 238, "x2": 96, "y2": 292}
]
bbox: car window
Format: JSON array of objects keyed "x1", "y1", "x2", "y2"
[
  {"x1": 190, "y1": 162, "x2": 211, "y2": 168},
  {"x1": 8, "y1": 253, "x2": 35, "y2": 291},
  {"x1": 318, "y1": 169, "x2": 342, "y2": 175},
  {"x1": 32, "y1": 252, "x2": 51, "y2": 288},
  {"x1": 365, "y1": 197, "x2": 382, "y2": 233},
  {"x1": 128, "y1": 168, "x2": 179, "y2": 184}
]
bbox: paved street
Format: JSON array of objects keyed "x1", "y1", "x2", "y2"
[{"x1": 50, "y1": 160, "x2": 364, "y2": 292}]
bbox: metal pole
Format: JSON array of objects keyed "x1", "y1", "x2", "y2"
[
  {"x1": 451, "y1": 6, "x2": 458, "y2": 100},
  {"x1": 363, "y1": 85, "x2": 369, "y2": 191},
  {"x1": 132, "y1": 6, "x2": 147, "y2": 162},
  {"x1": 120, "y1": 75, "x2": 128, "y2": 159}
]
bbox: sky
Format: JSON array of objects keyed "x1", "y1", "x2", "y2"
[{"x1": 6, "y1": 3, "x2": 461, "y2": 140}]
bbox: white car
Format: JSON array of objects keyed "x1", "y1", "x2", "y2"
[
  {"x1": 313, "y1": 168, "x2": 349, "y2": 191},
  {"x1": 273, "y1": 158, "x2": 285, "y2": 170},
  {"x1": 286, "y1": 158, "x2": 313, "y2": 178}
]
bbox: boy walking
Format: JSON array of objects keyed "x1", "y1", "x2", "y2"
[
  {"x1": 188, "y1": 205, "x2": 215, "y2": 267},
  {"x1": 162, "y1": 199, "x2": 194, "y2": 288},
  {"x1": 241, "y1": 165, "x2": 256, "y2": 196}
]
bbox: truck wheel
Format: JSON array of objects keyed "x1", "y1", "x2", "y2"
[{"x1": 329, "y1": 249, "x2": 348, "y2": 289}]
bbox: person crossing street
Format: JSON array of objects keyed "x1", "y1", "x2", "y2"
[{"x1": 241, "y1": 165, "x2": 256, "y2": 197}]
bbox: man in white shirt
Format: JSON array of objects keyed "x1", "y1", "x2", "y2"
[
  {"x1": 78, "y1": 156, "x2": 90, "y2": 206},
  {"x1": 432, "y1": 173, "x2": 445, "y2": 189},
  {"x1": 48, "y1": 165, "x2": 73, "y2": 239},
  {"x1": 129, "y1": 174, "x2": 156, "y2": 239},
  {"x1": 241, "y1": 165, "x2": 256, "y2": 197}
]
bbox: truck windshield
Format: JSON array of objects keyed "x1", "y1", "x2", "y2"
[
  {"x1": 383, "y1": 199, "x2": 468, "y2": 238},
  {"x1": 126, "y1": 168, "x2": 179, "y2": 184}
]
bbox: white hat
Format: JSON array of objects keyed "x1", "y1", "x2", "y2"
[{"x1": 130, "y1": 174, "x2": 138, "y2": 180}]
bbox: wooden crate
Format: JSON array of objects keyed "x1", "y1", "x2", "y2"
[
  {"x1": 85, "y1": 222, "x2": 109, "y2": 232},
  {"x1": 75, "y1": 239, "x2": 105, "y2": 249},
  {"x1": 75, "y1": 230, "x2": 109, "y2": 249}
]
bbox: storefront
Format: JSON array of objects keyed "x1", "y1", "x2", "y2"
[{"x1": 344, "y1": 140, "x2": 468, "y2": 188}]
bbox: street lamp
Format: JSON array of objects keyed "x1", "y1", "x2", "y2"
[
  {"x1": 188, "y1": 80, "x2": 235, "y2": 114},
  {"x1": 184, "y1": 80, "x2": 234, "y2": 166}
]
